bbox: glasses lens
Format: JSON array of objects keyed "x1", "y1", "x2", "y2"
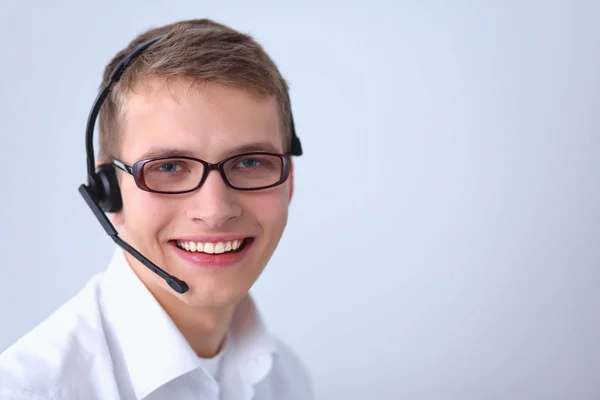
[
  {"x1": 142, "y1": 158, "x2": 204, "y2": 192},
  {"x1": 224, "y1": 154, "x2": 284, "y2": 189}
]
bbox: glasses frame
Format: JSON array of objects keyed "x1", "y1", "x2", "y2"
[{"x1": 112, "y1": 151, "x2": 292, "y2": 194}]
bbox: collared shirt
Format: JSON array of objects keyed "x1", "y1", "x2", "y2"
[{"x1": 0, "y1": 248, "x2": 314, "y2": 400}]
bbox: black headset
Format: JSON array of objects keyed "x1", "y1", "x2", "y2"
[{"x1": 78, "y1": 30, "x2": 303, "y2": 294}]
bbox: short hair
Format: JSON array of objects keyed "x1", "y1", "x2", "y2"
[{"x1": 97, "y1": 18, "x2": 291, "y2": 161}]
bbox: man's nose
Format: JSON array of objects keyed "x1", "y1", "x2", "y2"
[{"x1": 184, "y1": 170, "x2": 242, "y2": 228}]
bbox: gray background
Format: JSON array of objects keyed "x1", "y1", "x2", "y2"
[{"x1": 1, "y1": 0, "x2": 599, "y2": 398}]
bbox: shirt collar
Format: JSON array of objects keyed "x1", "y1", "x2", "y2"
[
  {"x1": 227, "y1": 291, "x2": 277, "y2": 386},
  {"x1": 98, "y1": 247, "x2": 276, "y2": 398}
]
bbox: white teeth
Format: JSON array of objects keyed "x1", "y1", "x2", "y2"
[
  {"x1": 203, "y1": 243, "x2": 215, "y2": 254},
  {"x1": 177, "y1": 239, "x2": 245, "y2": 254}
]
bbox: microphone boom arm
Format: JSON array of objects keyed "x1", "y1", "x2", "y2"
[{"x1": 78, "y1": 184, "x2": 189, "y2": 294}]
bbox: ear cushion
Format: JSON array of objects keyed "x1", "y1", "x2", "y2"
[{"x1": 93, "y1": 164, "x2": 123, "y2": 212}]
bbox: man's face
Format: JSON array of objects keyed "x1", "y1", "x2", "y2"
[{"x1": 113, "y1": 79, "x2": 293, "y2": 308}]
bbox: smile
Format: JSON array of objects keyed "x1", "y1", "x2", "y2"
[{"x1": 175, "y1": 239, "x2": 248, "y2": 254}]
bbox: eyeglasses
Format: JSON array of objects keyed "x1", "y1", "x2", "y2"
[{"x1": 112, "y1": 152, "x2": 292, "y2": 194}]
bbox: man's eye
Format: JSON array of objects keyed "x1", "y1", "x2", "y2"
[
  {"x1": 238, "y1": 158, "x2": 261, "y2": 168},
  {"x1": 158, "y1": 163, "x2": 182, "y2": 173}
]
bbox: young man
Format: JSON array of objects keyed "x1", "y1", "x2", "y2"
[{"x1": 0, "y1": 19, "x2": 313, "y2": 399}]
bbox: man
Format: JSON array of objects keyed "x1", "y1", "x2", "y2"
[{"x1": 0, "y1": 18, "x2": 313, "y2": 399}]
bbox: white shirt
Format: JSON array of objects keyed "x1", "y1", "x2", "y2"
[{"x1": 0, "y1": 248, "x2": 314, "y2": 400}]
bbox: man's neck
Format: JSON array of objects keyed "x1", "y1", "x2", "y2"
[{"x1": 156, "y1": 288, "x2": 237, "y2": 358}]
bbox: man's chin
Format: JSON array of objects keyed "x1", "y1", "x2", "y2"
[
  {"x1": 176, "y1": 284, "x2": 251, "y2": 309},
  {"x1": 126, "y1": 244, "x2": 262, "y2": 306}
]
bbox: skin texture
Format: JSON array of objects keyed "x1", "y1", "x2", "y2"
[{"x1": 109, "y1": 78, "x2": 294, "y2": 357}]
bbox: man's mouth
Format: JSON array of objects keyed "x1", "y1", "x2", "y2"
[{"x1": 175, "y1": 238, "x2": 250, "y2": 254}]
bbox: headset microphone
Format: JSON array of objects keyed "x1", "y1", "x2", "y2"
[{"x1": 78, "y1": 28, "x2": 302, "y2": 295}]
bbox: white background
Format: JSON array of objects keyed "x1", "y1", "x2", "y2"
[{"x1": 1, "y1": 1, "x2": 599, "y2": 398}]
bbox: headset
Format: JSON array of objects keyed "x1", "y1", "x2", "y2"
[{"x1": 78, "y1": 30, "x2": 303, "y2": 295}]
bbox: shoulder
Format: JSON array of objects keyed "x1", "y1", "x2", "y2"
[
  {"x1": 267, "y1": 337, "x2": 315, "y2": 399},
  {"x1": 273, "y1": 337, "x2": 312, "y2": 383},
  {"x1": 0, "y1": 275, "x2": 111, "y2": 398}
]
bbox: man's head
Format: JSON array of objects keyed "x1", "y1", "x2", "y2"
[{"x1": 97, "y1": 19, "x2": 295, "y2": 309}]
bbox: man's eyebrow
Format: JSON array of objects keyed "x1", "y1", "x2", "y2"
[
  {"x1": 137, "y1": 148, "x2": 197, "y2": 160},
  {"x1": 136, "y1": 141, "x2": 283, "y2": 161},
  {"x1": 225, "y1": 141, "x2": 282, "y2": 155}
]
